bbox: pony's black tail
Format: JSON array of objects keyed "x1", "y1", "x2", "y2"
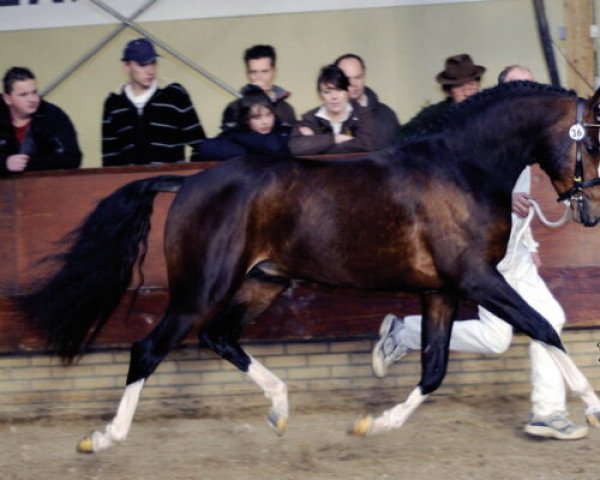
[{"x1": 18, "y1": 174, "x2": 186, "y2": 362}]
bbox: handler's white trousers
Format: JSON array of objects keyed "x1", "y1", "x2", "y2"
[{"x1": 399, "y1": 251, "x2": 566, "y2": 417}]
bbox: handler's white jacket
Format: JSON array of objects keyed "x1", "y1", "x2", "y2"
[{"x1": 497, "y1": 166, "x2": 539, "y2": 279}]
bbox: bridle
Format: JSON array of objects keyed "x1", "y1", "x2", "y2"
[{"x1": 556, "y1": 98, "x2": 600, "y2": 203}]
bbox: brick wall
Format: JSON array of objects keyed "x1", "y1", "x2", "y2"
[{"x1": 1, "y1": 330, "x2": 599, "y2": 421}]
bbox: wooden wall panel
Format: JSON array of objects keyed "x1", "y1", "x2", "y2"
[{"x1": 0, "y1": 161, "x2": 598, "y2": 354}]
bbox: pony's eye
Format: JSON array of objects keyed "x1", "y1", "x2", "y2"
[{"x1": 586, "y1": 143, "x2": 598, "y2": 154}]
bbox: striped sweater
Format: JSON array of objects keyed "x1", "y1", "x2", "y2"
[{"x1": 102, "y1": 82, "x2": 205, "y2": 166}]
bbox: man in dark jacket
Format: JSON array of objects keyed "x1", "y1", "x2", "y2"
[
  {"x1": 102, "y1": 38, "x2": 206, "y2": 166},
  {"x1": 396, "y1": 53, "x2": 485, "y2": 142},
  {"x1": 335, "y1": 53, "x2": 401, "y2": 150},
  {"x1": 0, "y1": 67, "x2": 81, "y2": 175},
  {"x1": 221, "y1": 45, "x2": 296, "y2": 132}
]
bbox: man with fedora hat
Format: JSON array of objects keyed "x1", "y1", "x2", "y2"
[
  {"x1": 102, "y1": 37, "x2": 206, "y2": 166},
  {"x1": 396, "y1": 53, "x2": 485, "y2": 142}
]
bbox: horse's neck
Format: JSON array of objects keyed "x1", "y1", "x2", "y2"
[{"x1": 450, "y1": 95, "x2": 565, "y2": 193}]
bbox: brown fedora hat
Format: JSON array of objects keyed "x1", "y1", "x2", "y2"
[{"x1": 436, "y1": 54, "x2": 486, "y2": 85}]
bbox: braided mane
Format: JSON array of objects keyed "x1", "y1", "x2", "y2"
[{"x1": 412, "y1": 81, "x2": 577, "y2": 140}]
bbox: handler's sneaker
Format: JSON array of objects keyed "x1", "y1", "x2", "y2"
[
  {"x1": 372, "y1": 313, "x2": 408, "y2": 378},
  {"x1": 524, "y1": 412, "x2": 588, "y2": 440}
]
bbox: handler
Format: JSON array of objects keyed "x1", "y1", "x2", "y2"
[{"x1": 372, "y1": 63, "x2": 590, "y2": 440}]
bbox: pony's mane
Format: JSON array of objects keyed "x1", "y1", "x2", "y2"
[{"x1": 408, "y1": 81, "x2": 577, "y2": 141}]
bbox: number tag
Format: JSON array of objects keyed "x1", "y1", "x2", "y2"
[{"x1": 569, "y1": 124, "x2": 585, "y2": 141}]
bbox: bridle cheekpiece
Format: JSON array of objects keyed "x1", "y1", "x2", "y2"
[{"x1": 556, "y1": 98, "x2": 600, "y2": 202}]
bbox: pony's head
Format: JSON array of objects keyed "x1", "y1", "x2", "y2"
[{"x1": 551, "y1": 90, "x2": 600, "y2": 226}]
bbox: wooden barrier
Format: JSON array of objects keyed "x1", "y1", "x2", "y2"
[{"x1": 1, "y1": 161, "x2": 599, "y2": 354}]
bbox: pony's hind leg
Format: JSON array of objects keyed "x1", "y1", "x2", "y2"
[
  {"x1": 352, "y1": 291, "x2": 457, "y2": 435},
  {"x1": 77, "y1": 378, "x2": 145, "y2": 453},
  {"x1": 77, "y1": 309, "x2": 199, "y2": 453},
  {"x1": 200, "y1": 263, "x2": 291, "y2": 434}
]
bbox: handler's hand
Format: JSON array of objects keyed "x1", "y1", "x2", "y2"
[
  {"x1": 512, "y1": 192, "x2": 531, "y2": 218},
  {"x1": 6, "y1": 154, "x2": 29, "y2": 172}
]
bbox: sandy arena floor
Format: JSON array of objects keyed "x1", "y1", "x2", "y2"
[{"x1": 1, "y1": 393, "x2": 598, "y2": 480}]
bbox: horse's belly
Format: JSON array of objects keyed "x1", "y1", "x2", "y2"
[{"x1": 280, "y1": 254, "x2": 442, "y2": 292}]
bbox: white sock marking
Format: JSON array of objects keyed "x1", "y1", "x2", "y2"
[
  {"x1": 247, "y1": 356, "x2": 288, "y2": 419},
  {"x1": 370, "y1": 387, "x2": 427, "y2": 434},
  {"x1": 91, "y1": 379, "x2": 145, "y2": 452}
]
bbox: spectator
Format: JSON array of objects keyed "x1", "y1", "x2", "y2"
[
  {"x1": 221, "y1": 44, "x2": 296, "y2": 132},
  {"x1": 195, "y1": 87, "x2": 289, "y2": 160},
  {"x1": 498, "y1": 64, "x2": 534, "y2": 84},
  {"x1": 0, "y1": 66, "x2": 81, "y2": 175},
  {"x1": 102, "y1": 38, "x2": 206, "y2": 166},
  {"x1": 335, "y1": 53, "x2": 401, "y2": 149},
  {"x1": 289, "y1": 64, "x2": 375, "y2": 156},
  {"x1": 397, "y1": 53, "x2": 485, "y2": 142}
]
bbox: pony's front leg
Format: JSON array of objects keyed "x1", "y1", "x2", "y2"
[
  {"x1": 247, "y1": 356, "x2": 289, "y2": 434},
  {"x1": 541, "y1": 343, "x2": 600, "y2": 426},
  {"x1": 352, "y1": 387, "x2": 427, "y2": 435},
  {"x1": 77, "y1": 379, "x2": 144, "y2": 453},
  {"x1": 352, "y1": 291, "x2": 456, "y2": 435}
]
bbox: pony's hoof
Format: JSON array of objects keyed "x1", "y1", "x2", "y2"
[
  {"x1": 586, "y1": 411, "x2": 600, "y2": 428},
  {"x1": 267, "y1": 410, "x2": 288, "y2": 436},
  {"x1": 349, "y1": 414, "x2": 372, "y2": 436},
  {"x1": 76, "y1": 436, "x2": 94, "y2": 454}
]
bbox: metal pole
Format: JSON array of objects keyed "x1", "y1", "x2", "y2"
[
  {"x1": 532, "y1": 0, "x2": 561, "y2": 87},
  {"x1": 41, "y1": 0, "x2": 158, "y2": 97},
  {"x1": 89, "y1": 0, "x2": 241, "y2": 98}
]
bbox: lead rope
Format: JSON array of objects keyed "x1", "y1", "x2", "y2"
[
  {"x1": 529, "y1": 198, "x2": 571, "y2": 227},
  {"x1": 501, "y1": 199, "x2": 570, "y2": 273}
]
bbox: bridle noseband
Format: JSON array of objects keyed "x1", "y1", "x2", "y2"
[{"x1": 556, "y1": 98, "x2": 600, "y2": 202}]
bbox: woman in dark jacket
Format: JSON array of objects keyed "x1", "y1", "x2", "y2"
[
  {"x1": 288, "y1": 64, "x2": 375, "y2": 156},
  {"x1": 195, "y1": 88, "x2": 289, "y2": 160}
]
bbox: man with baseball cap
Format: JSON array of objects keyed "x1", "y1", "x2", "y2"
[
  {"x1": 102, "y1": 38, "x2": 206, "y2": 166},
  {"x1": 397, "y1": 53, "x2": 485, "y2": 142}
]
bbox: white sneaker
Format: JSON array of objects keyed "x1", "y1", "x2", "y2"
[
  {"x1": 524, "y1": 412, "x2": 588, "y2": 440},
  {"x1": 371, "y1": 313, "x2": 408, "y2": 378}
]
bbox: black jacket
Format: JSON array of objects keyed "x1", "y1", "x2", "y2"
[
  {"x1": 102, "y1": 82, "x2": 206, "y2": 166},
  {"x1": 194, "y1": 123, "x2": 290, "y2": 160},
  {"x1": 0, "y1": 98, "x2": 81, "y2": 175},
  {"x1": 396, "y1": 98, "x2": 453, "y2": 143},
  {"x1": 364, "y1": 87, "x2": 402, "y2": 149}
]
